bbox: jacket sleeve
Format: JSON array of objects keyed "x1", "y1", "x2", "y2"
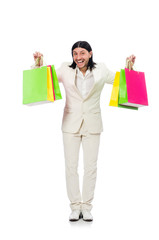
[
  {"x1": 56, "y1": 64, "x2": 64, "y2": 83},
  {"x1": 103, "y1": 63, "x2": 116, "y2": 85}
]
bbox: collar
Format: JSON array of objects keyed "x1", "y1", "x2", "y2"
[{"x1": 76, "y1": 66, "x2": 91, "y2": 77}]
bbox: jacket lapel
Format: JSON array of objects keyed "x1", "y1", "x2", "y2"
[
  {"x1": 70, "y1": 65, "x2": 100, "y2": 100},
  {"x1": 84, "y1": 66, "x2": 99, "y2": 100},
  {"x1": 70, "y1": 68, "x2": 84, "y2": 99}
]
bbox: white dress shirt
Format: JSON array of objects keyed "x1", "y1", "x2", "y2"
[{"x1": 75, "y1": 67, "x2": 94, "y2": 99}]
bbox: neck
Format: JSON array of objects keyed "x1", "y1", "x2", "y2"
[{"x1": 79, "y1": 66, "x2": 88, "y2": 76}]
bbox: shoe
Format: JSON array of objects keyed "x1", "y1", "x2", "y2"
[
  {"x1": 69, "y1": 210, "x2": 81, "y2": 221},
  {"x1": 82, "y1": 210, "x2": 93, "y2": 222}
]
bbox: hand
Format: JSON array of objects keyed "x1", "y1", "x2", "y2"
[
  {"x1": 126, "y1": 54, "x2": 136, "y2": 70},
  {"x1": 33, "y1": 51, "x2": 43, "y2": 67},
  {"x1": 126, "y1": 54, "x2": 136, "y2": 64}
]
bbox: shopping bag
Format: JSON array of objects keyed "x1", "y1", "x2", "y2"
[
  {"x1": 23, "y1": 66, "x2": 48, "y2": 104},
  {"x1": 51, "y1": 65, "x2": 62, "y2": 100},
  {"x1": 23, "y1": 65, "x2": 62, "y2": 105},
  {"x1": 47, "y1": 65, "x2": 55, "y2": 101},
  {"x1": 109, "y1": 72, "x2": 138, "y2": 110},
  {"x1": 109, "y1": 72, "x2": 120, "y2": 107},
  {"x1": 119, "y1": 68, "x2": 148, "y2": 107}
]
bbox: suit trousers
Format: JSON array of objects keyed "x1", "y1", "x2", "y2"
[{"x1": 62, "y1": 120, "x2": 100, "y2": 211}]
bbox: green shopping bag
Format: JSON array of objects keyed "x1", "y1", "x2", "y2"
[
  {"x1": 51, "y1": 65, "x2": 62, "y2": 100},
  {"x1": 118, "y1": 69, "x2": 138, "y2": 110},
  {"x1": 23, "y1": 66, "x2": 48, "y2": 104},
  {"x1": 23, "y1": 65, "x2": 62, "y2": 105}
]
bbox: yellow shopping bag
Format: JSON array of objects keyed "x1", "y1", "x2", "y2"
[
  {"x1": 47, "y1": 66, "x2": 55, "y2": 102},
  {"x1": 109, "y1": 72, "x2": 120, "y2": 107}
]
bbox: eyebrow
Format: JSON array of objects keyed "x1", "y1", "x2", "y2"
[{"x1": 73, "y1": 50, "x2": 85, "y2": 53}]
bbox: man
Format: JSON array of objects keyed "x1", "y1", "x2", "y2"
[{"x1": 33, "y1": 41, "x2": 135, "y2": 221}]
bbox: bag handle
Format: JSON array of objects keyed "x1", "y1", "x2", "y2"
[
  {"x1": 126, "y1": 58, "x2": 134, "y2": 70},
  {"x1": 31, "y1": 55, "x2": 47, "y2": 69},
  {"x1": 125, "y1": 56, "x2": 139, "y2": 73},
  {"x1": 126, "y1": 55, "x2": 136, "y2": 70}
]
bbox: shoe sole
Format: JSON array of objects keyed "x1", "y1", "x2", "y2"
[
  {"x1": 69, "y1": 218, "x2": 80, "y2": 222},
  {"x1": 83, "y1": 219, "x2": 93, "y2": 222}
]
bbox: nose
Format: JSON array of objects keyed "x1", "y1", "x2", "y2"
[{"x1": 76, "y1": 53, "x2": 82, "y2": 60}]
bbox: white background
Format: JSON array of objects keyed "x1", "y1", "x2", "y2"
[{"x1": 0, "y1": 0, "x2": 159, "y2": 239}]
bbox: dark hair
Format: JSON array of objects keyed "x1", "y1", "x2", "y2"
[{"x1": 69, "y1": 41, "x2": 96, "y2": 71}]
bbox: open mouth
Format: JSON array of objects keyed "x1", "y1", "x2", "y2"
[{"x1": 77, "y1": 60, "x2": 84, "y2": 64}]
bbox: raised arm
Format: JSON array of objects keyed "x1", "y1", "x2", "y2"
[
  {"x1": 103, "y1": 63, "x2": 116, "y2": 85},
  {"x1": 104, "y1": 54, "x2": 136, "y2": 85}
]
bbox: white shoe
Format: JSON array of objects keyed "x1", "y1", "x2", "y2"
[
  {"x1": 69, "y1": 210, "x2": 81, "y2": 221},
  {"x1": 82, "y1": 210, "x2": 93, "y2": 222}
]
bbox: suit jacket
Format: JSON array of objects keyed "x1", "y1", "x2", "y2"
[{"x1": 56, "y1": 62, "x2": 115, "y2": 133}]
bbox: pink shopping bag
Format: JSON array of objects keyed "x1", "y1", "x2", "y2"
[{"x1": 124, "y1": 68, "x2": 148, "y2": 107}]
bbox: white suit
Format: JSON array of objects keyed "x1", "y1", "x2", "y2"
[{"x1": 56, "y1": 62, "x2": 115, "y2": 210}]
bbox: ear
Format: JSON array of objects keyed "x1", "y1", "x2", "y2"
[{"x1": 89, "y1": 51, "x2": 93, "y2": 58}]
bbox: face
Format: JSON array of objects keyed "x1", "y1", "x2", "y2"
[{"x1": 73, "y1": 47, "x2": 92, "y2": 70}]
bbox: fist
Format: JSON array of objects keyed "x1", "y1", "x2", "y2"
[
  {"x1": 33, "y1": 51, "x2": 43, "y2": 66},
  {"x1": 126, "y1": 54, "x2": 136, "y2": 64},
  {"x1": 126, "y1": 54, "x2": 136, "y2": 70}
]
